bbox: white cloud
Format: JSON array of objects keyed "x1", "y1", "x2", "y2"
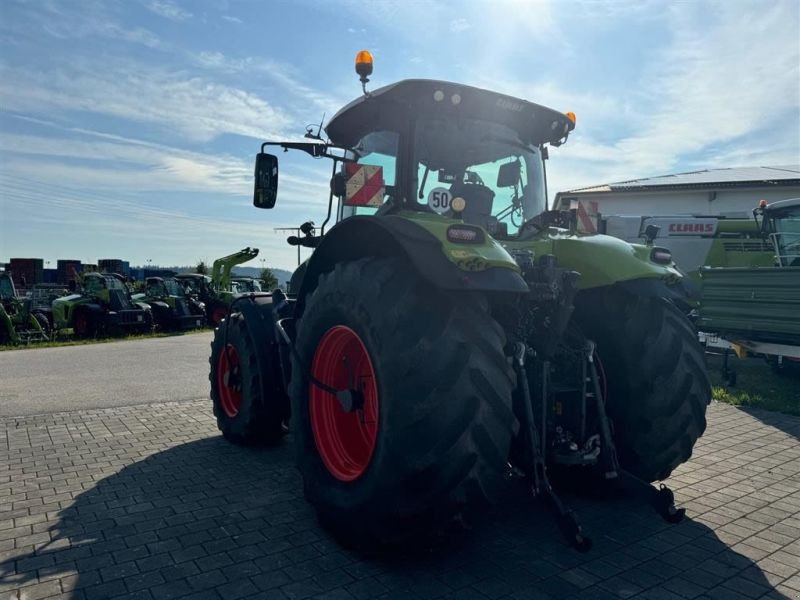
[
  {"x1": 41, "y1": 15, "x2": 163, "y2": 48},
  {"x1": 144, "y1": 0, "x2": 192, "y2": 21},
  {"x1": 190, "y1": 51, "x2": 348, "y2": 117},
  {"x1": 449, "y1": 18, "x2": 470, "y2": 32},
  {"x1": 0, "y1": 60, "x2": 291, "y2": 143},
  {"x1": 543, "y1": 1, "x2": 800, "y2": 193},
  {"x1": 222, "y1": 15, "x2": 243, "y2": 24}
]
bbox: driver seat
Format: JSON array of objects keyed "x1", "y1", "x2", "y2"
[{"x1": 449, "y1": 181, "x2": 495, "y2": 229}]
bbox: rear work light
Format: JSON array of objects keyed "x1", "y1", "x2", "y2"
[
  {"x1": 447, "y1": 225, "x2": 485, "y2": 243},
  {"x1": 650, "y1": 247, "x2": 673, "y2": 264}
]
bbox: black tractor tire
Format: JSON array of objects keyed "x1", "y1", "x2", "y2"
[
  {"x1": 210, "y1": 307, "x2": 288, "y2": 445},
  {"x1": 575, "y1": 289, "x2": 710, "y2": 482},
  {"x1": 73, "y1": 309, "x2": 96, "y2": 339},
  {"x1": 33, "y1": 312, "x2": 50, "y2": 336},
  {"x1": 290, "y1": 257, "x2": 516, "y2": 549}
]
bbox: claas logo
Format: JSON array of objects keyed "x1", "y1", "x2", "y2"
[{"x1": 668, "y1": 223, "x2": 715, "y2": 233}]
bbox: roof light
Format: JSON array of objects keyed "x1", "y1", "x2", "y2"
[
  {"x1": 355, "y1": 50, "x2": 373, "y2": 82},
  {"x1": 451, "y1": 196, "x2": 466, "y2": 213},
  {"x1": 565, "y1": 111, "x2": 577, "y2": 125},
  {"x1": 650, "y1": 247, "x2": 672, "y2": 265}
]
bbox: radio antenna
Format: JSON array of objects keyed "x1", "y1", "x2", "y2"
[{"x1": 305, "y1": 112, "x2": 326, "y2": 140}]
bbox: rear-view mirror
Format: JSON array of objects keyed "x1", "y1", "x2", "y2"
[
  {"x1": 497, "y1": 160, "x2": 521, "y2": 188},
  {"x1": 253, "y1": 153, "x2": 279, "y2": 209}
]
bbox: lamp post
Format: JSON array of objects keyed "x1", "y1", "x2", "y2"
[{"x1": 274, "y1": 227, "x2": 302, "y2": 266}]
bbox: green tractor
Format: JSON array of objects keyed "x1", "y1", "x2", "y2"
[
  {"x1": 0, "y1": 272, "x2": 50, "y2": 344},
  {"x1": 175, "y1": 249, "x2": 261, "y2": 326},
  {"x1": 52, "y1": 272, "x2": 152, "y2": 338},
  {"x1": 132, "y1": 277, "x2": 205, "y2": 331},
  {"x1": 174, "y1": 273, "x2": 220, "y2": 326},
  {"x1": 209, "y1": 55, "x2": 710, "y2": 550}
]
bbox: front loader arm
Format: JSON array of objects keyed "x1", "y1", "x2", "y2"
[{"x1": 211, "y1": 247, "x2": 259, "y2": 293}]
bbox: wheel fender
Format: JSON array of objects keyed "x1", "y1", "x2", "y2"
[
  {"x1": 614, "y1": 278, "x2": 696, "y2": 312},
  {"x1": 296, "y1": 215, "x2": 527, "y2": 310}
]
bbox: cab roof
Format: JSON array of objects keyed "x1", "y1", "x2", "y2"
[
  {"x1": 765, "y1": 197, "x2": 800, "y2": 214},
  {"x1": 325, "y1": 79, "x2": 575, "y2": 149}
]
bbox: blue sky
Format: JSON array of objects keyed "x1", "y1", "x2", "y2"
[{"x1": 1, "y1": 0, "x2": 798, "y2": 271}]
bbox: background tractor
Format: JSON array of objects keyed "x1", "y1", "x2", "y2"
[
  {"x1": 133, "y1": 277, "x2": 205, "y2": 331},
  {"x1": 0, "y1": 272, "x2": 50, "y2": 344},
  {"x1": 174, "y1": 273, "x2": 221, "y2": 326},
  {"x1": 52, "y1": 272, "x2": 152, "y2": 338},
  {"x1": 209, "y1": 54, "x2": 710, "y2": 551},
  {"x1": 175, "y1": 248, "x2": 260, "y2": 326}
]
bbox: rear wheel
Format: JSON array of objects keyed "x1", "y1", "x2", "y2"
[
  {"x1": 575, "y1": 289, "x2": 710, "y2": 482},
  {"x1": 290, "y1": 258, "x2": 516, "y2": 548},
  {"x1": 210, "y1": 312, "x2": 287, "y2": 444}
]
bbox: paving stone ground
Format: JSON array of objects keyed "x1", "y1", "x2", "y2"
[{"x1": 0, "y1": 400, "x2": 798, "y2": 600}]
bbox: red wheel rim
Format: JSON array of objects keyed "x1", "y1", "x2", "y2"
[
  {"x1": 217, "y1": 344, "x2": 242, "y2": 417},
  {"x1": 212, "y1": 306, "x2": 227, "y2": 325},
  {"x1": 309, "y1": 326, "x2": 379, "y2": 482},
  {"x1": 75, "y1": 313, "x2": 88, "y2": 337}
]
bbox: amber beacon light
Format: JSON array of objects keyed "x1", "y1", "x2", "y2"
[{"x1": 355, "y1": 50, "x2": 374, "y2": 83}]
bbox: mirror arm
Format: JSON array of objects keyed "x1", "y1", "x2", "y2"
[{"x1": 320, "y1": 158, "x2": 339, "y2": 235}]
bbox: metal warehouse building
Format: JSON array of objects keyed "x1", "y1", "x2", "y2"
[{"x1": 554, "y1": 165, "x2": 800, "y2": 217}]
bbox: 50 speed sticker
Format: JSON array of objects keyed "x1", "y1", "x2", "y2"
[{"x1": 427, "y1": 187, "x2": 452, "y2": 214}]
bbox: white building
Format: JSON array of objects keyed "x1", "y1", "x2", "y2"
[{"x1": 554, "y1": 165, "x2": 800, "y2": 217}]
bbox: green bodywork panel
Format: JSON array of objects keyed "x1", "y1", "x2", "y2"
[
  {"x1": 396, "y1": 213, "x2": 681, "y2": 289},
  {"x1": 701, "y1": 219, "x2": 774, "y2": 271},
  {"x1": 504, "y1": 229, "x2": 681, "y2": 289},
  {"x1": 697, "y1": 266, "x2": 800, "y2": 345},
  {"x1": 52, "y1": 294, "x2": 86, "y2": 330},
  {"x1": 399, "y1": 211, "x2": 520, "y2": 273}
]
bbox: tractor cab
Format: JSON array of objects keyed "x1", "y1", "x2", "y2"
[
  {"x1": 0, "y1": 272, "x2": 16, "y2": 301},
  {"x1": 327, "y1": 79, "x2": 573, "y2": 238},
  {"x1": 253, "y1": 66, "x2": 575, "y2": 246},
  {"x1": 231, "y1": 277, "x2": 262, "y2": 293},
  {"x1": 143, "y1": 276, "x2": 184, "y2": 299},
  {"x1": 82, "y1": 272, "x2": 128, "y2": 303},
  {"x1": 757, "y1": 198, "x2": 800, "y2": 266}
]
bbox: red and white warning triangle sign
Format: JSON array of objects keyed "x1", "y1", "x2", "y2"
[{"x1": 344, "y1": 163, "x2": 385, "y2": 207}]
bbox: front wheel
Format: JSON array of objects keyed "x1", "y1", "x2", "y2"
[
  {"x1": 210, "y1": 311, "x2": 288, "y2": 445},
  {"x1": 575, "y1": 289, "x2": 710, "y2": 482},
  {"x1": 73, "y1": 309, "x2": 96, "y2": 339},
  {"x1": 290, "y1": 258, "x2": 517, "y2": 549}
]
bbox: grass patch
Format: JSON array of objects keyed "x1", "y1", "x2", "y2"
[
  {"x1": 706, "y1": 353, "x2": 800, "y2": 416},
  {"x1": 0, "y1": 327, "x2": 210, "y2": 351}
]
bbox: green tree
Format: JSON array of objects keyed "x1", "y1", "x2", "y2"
[
  {"x1": 195, "y1": 261, "x2": 208, "y2": 275},
  {"x1": 260, "y1": 267, "x2": 278, "y2": 291}
]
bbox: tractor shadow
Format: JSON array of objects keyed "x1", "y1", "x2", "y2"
[
  {"x1": 0, "y1": 436, "x2": 788, "y2": 599},
  {"x1": 740, "y1": 404, "x2": 800, "y2": 443}
]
